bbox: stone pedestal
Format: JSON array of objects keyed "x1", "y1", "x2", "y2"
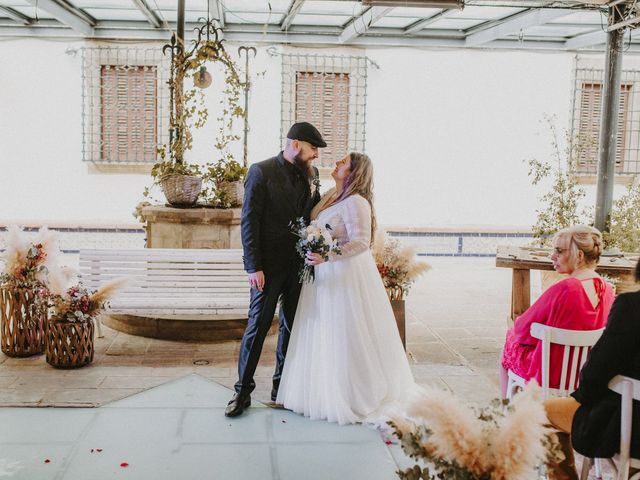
[{"x1": 140, "y1": 205, "x2": 242, "y2": 249}]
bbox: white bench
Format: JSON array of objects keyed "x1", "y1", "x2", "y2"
[{"x1": 79, "y1": 248, "x2": 250, "y2": 320}]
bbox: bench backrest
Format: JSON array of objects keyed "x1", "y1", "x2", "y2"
[{"x1": 79, "y1": 249, "x2": 249, "y2": 301}]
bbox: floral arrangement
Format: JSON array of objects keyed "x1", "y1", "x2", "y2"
[
  {"x1": 388, "y1": 383, "x2": 563, "y2": 480},
  {"x1": 0, "y1": 226, "x2": 59, "y2": 291},
  {"x1": 290, "y1": 217, "x2": 341, "y2": 283},
  {"x1": 49, "y1": 279, "x2": 125, "y2": 324},
  {"x1": 372, "y1": 232, "x2": 430, "y2": 297}
]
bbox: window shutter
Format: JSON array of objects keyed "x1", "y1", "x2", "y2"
[
  {"x1": 101, "y1": 65, "x2": 157, "y2": 163},
  {"x1": 295, "y1": 72, "x2": 350, "y2": 168},
  {"x1": 577, "y1": 82, "x2": 630, "y2": 173}
]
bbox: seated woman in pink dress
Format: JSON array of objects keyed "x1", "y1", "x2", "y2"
[{"x1": 500, "y1": 225, "x2": 615, "y2": 398}]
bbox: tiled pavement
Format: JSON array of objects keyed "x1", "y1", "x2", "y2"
[
  {"x1": 0, "y1": 257, "x2": 510, "y2": 408},
  {"x1": 1, "y1": 257, "x2": 610, "y2": 478}
]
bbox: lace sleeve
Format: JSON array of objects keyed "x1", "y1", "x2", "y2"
[{"x1": 329, "y1": 195, "x2": 371, "y2": 261}]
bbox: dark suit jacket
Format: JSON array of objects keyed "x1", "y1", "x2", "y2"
[
  {"x1": 241, "y1": 152, "x2": 320, "y2": 275},
  {"x1": 571, "y1": 290, "x2": 640, "y2": 458}
]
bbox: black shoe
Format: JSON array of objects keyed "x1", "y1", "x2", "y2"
[
  {"x1": 271, "y1": 387, "x2": 278, "y2": 403},
  {"x1": 225, "y1": 393, "x2": 251, "y2": 417}
]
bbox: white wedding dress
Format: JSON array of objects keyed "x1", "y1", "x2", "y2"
[{"x1": 276, "y1": 194, "x2": 415, "y2": 425}]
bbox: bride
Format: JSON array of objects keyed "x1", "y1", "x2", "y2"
[{"x1": 276, "y1": 152, "x2": 415, "y2": 425}]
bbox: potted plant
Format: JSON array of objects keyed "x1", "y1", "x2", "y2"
[
  {"x1": 0, "y1": 226, "x2": 58, "y2": 357},
  {"x1": 372, "y1": 232, "x2": 430, "y2": 348},
  {"x1": 45, "y1": 279, "x2": 123, "y2": 369},
  {"x1": 202, "y1": 159, "x2": 248, "y2": 208}
]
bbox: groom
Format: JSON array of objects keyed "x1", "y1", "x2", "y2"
[{"x1": 225, "y1": 122, "x2": 326, "y2": 417}]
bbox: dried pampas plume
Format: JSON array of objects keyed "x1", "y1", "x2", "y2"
[
  {"x1": 490, "y1": 383, "x2": 551, "y2": 480},
  {"x1": 405, "y1": 386, "x2": 489, "y2": 476},
  {"x1": 47, "y1": 266, "x2": 78, "y2": 296},
  {"x1": 3, "y1": 225, "x2": 30, "y2": 276},
  {"x1": 90, "y1": 278, "x2": 128, "y2": 305}
]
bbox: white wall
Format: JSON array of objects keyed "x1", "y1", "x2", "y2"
[{"x1": 0, "y1": 38, "x2": 633, "y2": 229}]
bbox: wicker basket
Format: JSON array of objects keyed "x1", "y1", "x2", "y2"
[
  {"x1": 218, "y1": 180, "x2": 244, "y2": 206},
  {"x1": 0, "y1": 287, "x2": 46, "y2": 357},
  {"x1": 160, "y1": 174, "x2": 202, "y2": 207},
  {"x1": 45, "y1": 320, "x2": 94, "y2": 369}
]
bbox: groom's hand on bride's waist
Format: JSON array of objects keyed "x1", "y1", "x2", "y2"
[{"x1": 248, "y1": 271, "x2": 265, "y2": 292}]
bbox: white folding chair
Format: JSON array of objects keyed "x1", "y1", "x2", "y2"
[
  {"x1": 506, "y1": 322, "x2": 605, "y2": 400},
  {"x1": 581, "y1": 376, "x2": 640, "y2": 480}
]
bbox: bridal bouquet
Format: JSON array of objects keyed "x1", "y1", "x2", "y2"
[{"x1": 290, "y1": 217, "x2": 341, "y2": 283}]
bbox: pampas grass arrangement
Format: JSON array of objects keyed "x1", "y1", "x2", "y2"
[
  {"x1": 1, "y1": 226, "x2": 60, "y2": 290},
  {"x1": 390, "y1": 383, "x2": 563, "y2": 480},
  {"x1": 373, "y1": 232, "x2": 430, "y2": 296}
]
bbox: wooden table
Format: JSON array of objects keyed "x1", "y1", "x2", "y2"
[{"x1": 496, "y1": 246, "x2": 638, "y2": 321}]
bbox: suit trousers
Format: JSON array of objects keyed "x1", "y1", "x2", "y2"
[{"x1": 235, "y1": 268, "x2": 302, "y2": 396}]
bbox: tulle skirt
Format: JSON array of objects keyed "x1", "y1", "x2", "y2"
[{"x1": 276, "y1": 251, "x2": 415, "y2": 425}]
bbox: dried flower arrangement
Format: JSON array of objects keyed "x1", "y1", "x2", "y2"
[
  {"x1": 48, "y1": 279, "x2": 125, "y2": 324},
  {"x1": 1, "y1": 226, "x2": 60, "y2": 291},
  {"x1": 388, "y1": 384, "x2": 563, "y2": 480},
  {"x1": 372, "y1": 232, "x2": 430, "y2": 298}
]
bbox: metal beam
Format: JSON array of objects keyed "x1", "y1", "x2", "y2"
[
  {"x1": 595, "y1": 5, "x2": 625, "y2": 232},
  {"x1": 0, "y1": 6, "x2": 32, "y2": 25},
  {"x1": 22, "y1": 0, "x2": 94, "y2": 36},
  {"x1": 565, "y1": 29, "x2": 605, "y2": 49},
  {"x1": 404, "y1": 9, "x2": 454, "y2": 34},
  {"x1": 130, "y1": 0, "x2": 162, "y2": 28},
  {"x1": 281, "y1": 0, "x2": 305, "y2": 31},
  {"x1": 465, "y1": 8, "x2": 574, "y2": 47},
  {"x1": 339, "y1": 6, "x2": 393, "y2": 43},
  {"x1": 209, "y1": 0, "x2": 225, "y2": 28}
]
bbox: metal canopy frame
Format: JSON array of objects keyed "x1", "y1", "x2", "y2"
[{"x1": 0, "y1": 0, "x2": 636, "y2": 51}]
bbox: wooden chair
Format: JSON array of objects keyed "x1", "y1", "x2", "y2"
[{"x1": 506, "y1": 322, "x2": 605, "y2": 400}]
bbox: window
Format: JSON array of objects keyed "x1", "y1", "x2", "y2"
[
  {"x1": 572, "y1": 65, "x2": 640, "y2": 176},
  {"x1": 82, "y1": 47, "x2": 170, "y2": 165},
  {"x1": 281, "y1": 54, "x2": 369, "y2": 168},
  {"x1": 100, "y1": 65, "x2": 157, "y2": 163}
]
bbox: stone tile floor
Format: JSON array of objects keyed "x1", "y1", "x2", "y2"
[{"x1": 0, "y1": 257, "x2": 612, "y2": 479}]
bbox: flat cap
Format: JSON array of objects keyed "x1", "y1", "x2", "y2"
[{"x1": 286, "y1": 122, "x2": 327, "y2": 148}]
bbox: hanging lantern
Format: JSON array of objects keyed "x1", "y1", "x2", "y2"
[{"x1": 194, "y1": 65, "x2": 212, "y2": 89}]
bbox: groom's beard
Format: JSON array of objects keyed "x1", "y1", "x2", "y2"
[{"x1": 293, "y1": 154, "x2": 314, "y2": 182}]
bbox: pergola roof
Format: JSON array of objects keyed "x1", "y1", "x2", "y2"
[{"x1": 0, "y1": 0, "x2": 637, "y2": 51}]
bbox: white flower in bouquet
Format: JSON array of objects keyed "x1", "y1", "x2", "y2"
[{"x1": 290, "y1": 217, "x2": 342, "y2": 283}]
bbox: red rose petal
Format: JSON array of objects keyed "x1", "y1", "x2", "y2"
[
  {"x1": 384, "y1": 439, "x2": 393, "y2": 445},
  {"x1": 120, "y1": 462, "x2": 129, "y2": 468},
  {"x1": 96, "y1": 448, "x2": 103, "y2": 452},
  {"x1": 44, "y1": 459, "x2": 51, "y2": 464}
]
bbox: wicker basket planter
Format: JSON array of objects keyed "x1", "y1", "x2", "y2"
[
  {"x1": 0, "y1": 287, "x2": 46, "y2": 357},
  {"x1": 218, "y1": 180, "x2": 244, "y2": 206},
  {"x1": 45, "y1": 320, "x2": 94, "y2": 369},
  {"x1": 160, "y1": 173, "x2": 202, "y2": 207},
  {"x1": 386, "y1": 286, "x2": 406, "y2": 350}
]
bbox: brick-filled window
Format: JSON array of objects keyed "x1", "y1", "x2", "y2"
[
  {"x1": 281, "y1": 53, "x2": 369, "y2": 169},
  {"x1": 100, "y1": 65, "x2": 158, "y2": 163},
  {"x1": 295, "y1": 72, "x2": 350, "y2": 167},
  {"x1": 82, "y1": 47, "x2": 170, "y2": 165}
]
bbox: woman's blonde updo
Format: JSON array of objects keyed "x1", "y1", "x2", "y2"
[{"x1": 553, "y1": 225, "x2": 603, "y2": 269}]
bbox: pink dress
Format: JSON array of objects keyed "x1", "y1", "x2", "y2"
[{"x1": 501, "y1": 277, "x2": 614, "y2": 389}]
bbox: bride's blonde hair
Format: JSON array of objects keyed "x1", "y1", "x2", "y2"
[{"x1": 336, "y1": 152, "x2": 377, "y2": 244}]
